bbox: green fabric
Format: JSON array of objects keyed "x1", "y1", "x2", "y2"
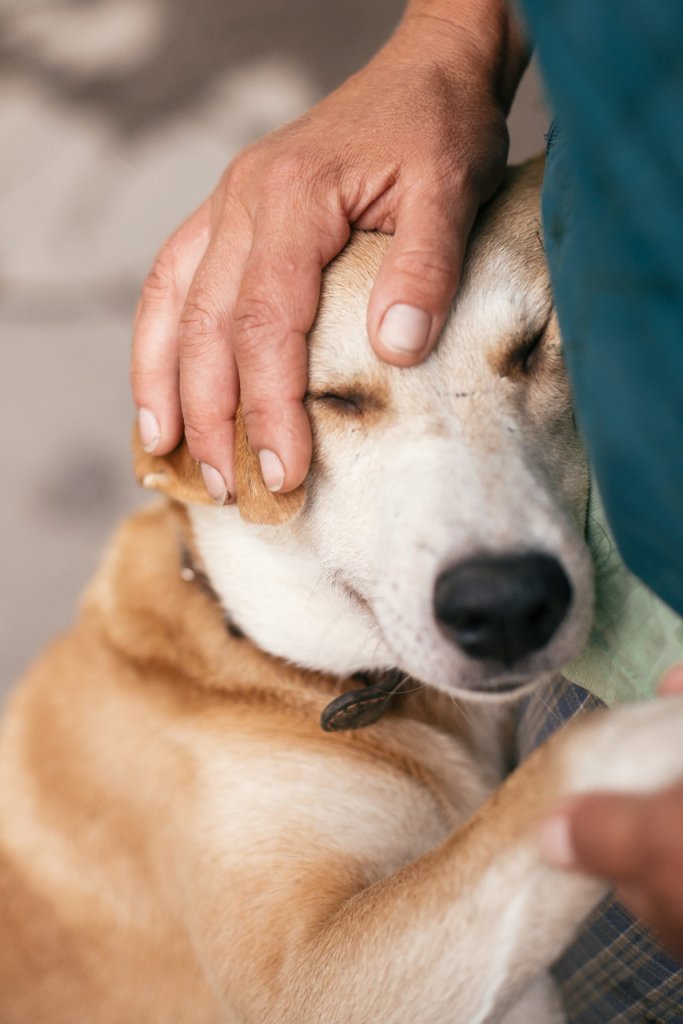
[{"x1": 565, "y1": 480, "x2": 683, "y2": 705}]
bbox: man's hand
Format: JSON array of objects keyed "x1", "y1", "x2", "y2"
[
  {"x1": 540, "y1": 665, "x2": 683, "y2": 960},
  {"x1": 131, "y1": 0, "x2": 528, "y2": 502}
]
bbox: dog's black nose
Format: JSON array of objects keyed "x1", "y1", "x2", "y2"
[{"x1": 434, "y1": 553, "x2": 572, "y2": 665}]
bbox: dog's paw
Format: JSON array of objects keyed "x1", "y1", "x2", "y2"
[{"x1": 562, "y1": 696, "x2": 683, "y2": 798}]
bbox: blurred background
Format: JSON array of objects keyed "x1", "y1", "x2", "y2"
[{"x1": 0, "y1": 0, "x2": 547, "y2": 699}]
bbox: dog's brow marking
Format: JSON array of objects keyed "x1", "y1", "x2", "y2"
[
  {"x1": 306, "y1": 372, "x2": 389, "y2": 411},
  {"x1": 488, "y1": 314, "x2": 552, "y2": 380}
]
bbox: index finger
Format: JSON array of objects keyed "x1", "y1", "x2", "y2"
[{"x1": 232, "y1": 205, "x2": 349, "y2": 492}]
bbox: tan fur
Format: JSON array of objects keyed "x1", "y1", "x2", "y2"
[
  {"x1": 3, "y1": 159, "x2": 683, "y2": 1024},
  {"x1": 134, "y1": 408, "x2": 305, "y2": 524},
  {"x1": 134, "y1": 426, "x2": 211, "y2": 505}
]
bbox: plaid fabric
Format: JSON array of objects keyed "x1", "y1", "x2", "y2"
[{"x1": 517, "y1": 679, "x2": 683, "y2": 1023}]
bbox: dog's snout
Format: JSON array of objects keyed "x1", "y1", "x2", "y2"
[{"x1": 434, "y1": 553, "x2": 572, "y2": 665}]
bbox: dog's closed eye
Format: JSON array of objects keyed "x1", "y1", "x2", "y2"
[
  {"x1": 307, "y1": 391, "x2": 365, "y2": 416},
  {"x1": 511, "y1": 329, "x2": 545, "y2": 374},
  {"x1": 494, "y1": 315, "x2": 553, "y2": 379}
]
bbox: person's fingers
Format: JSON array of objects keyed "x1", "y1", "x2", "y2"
[
  {"x1": 539, "y1": 793, "x2": 649, "y2": 880},
  {"x1": 131, "y1": 202, "x2": 211, "y2": 454},
  {"x1": 366, "y1": 183, "x2": 478, "y2": 366},
  {"x1": 634, "y1": 907, "x2": 683, "y2": 961},
  {"x1": 232, "y1": 201, "x2": 349, "y2": 492},
  {"x1": 659, "y1": 664, "x2": 683, "y2": 697},
  {"x1": 614, "y1": 787, "x2": 683, "y2": 959},
  {"x1": 570, "y1": 794, "x2": 651, "y2": 881},
  {"x1": 618, "y1": 875, "x2": 683, "y2": 937},
  {"x1": 178, "y1": 205, "x2": 252, "y2": 502},
  {"x1": 615, "y1": 881, "x2": 656, "y2": 928},
  {"x1": 540, "y1": 785, "x2": 683, "y2": 960}
]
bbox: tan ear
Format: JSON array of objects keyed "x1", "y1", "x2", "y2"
[
  {"x1": 233, "y1": 410, "x2": 306, "y2": 525},
  {"x1": 133, "y1": 426, "x2": 212, "y2": 506},
  {"x1": 132, "y1": 410, "x2": 306, "y2": 524}
]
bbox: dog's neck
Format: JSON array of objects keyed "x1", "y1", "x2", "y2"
[{"x1": 189, "y1": 505, "x2": 393, "y2": 679}]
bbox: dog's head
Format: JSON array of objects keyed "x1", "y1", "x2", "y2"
[{"x1": 135, "y1": 157, "x2": 593, "y2": 702}]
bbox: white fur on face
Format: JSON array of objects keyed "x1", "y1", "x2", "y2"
[
  {"x1": 190, "y1": 506, "x2": 394, "y2": 675},
  {"x1": 191, "y1": 169, "x2": 594, "y2": 698}
]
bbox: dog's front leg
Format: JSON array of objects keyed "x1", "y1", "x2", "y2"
[
  {"x1": 185, "y1": 699, "x2": 683, "y2": 1024},
  {"x1": 280, "y1": 737, "x2": 606, "y2": 1024}
]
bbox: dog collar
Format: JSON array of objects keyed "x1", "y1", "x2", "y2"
[
  {"x1": 320, "y1": 670, "x2": 413, "y2": 732},
  {"x1": 179, "y1": 544, "x2": 412, "y2": 732}
]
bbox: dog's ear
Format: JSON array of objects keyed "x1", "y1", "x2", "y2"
[
  {"x1": 133, "y1": 410, "x2": 305, "y2": 525},
  {"x1": 232, "y1": 411, "x2": 306, "y2": 525},
  {"x1": 133, "y1": 427, "x2": 212, "y2": 506}
]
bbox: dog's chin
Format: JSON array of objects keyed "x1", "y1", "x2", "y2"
[
  {"x1": 442, "y1": 676, "x2": 550, "y2": 705},
  {"x1": 372, "y1": 596, "x2": 593, "y2": 706},
  {"x1": 397, "y1": 662, "x2": 556, "y2": 705},
  {"x1": 381, "y1": 631, "x2": 587, "y2": 706}
]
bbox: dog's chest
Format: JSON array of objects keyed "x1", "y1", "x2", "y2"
[{"x1": 387, "y1": 694, "x2": 509, "y2": 821}]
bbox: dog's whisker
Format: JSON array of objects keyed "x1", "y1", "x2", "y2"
[
  {"x1": 532, "y1": 689, "x2": 564, "y2": 725},
  {"x1": 447, "y1": 692, "x2": 476, "y2": 729},
  {"x1": 395, "y1": 671, "x2": 425, "y2": 697}
]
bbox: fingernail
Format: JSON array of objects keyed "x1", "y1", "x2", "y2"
[
  {"x1": 258, "y1": 449, "x2": 285, "y2": 492},
  {"x1": 138, "y1": 407, "x2": 161, "y2": 453},
  {"x1": 379, "y1": 304, "x2": 432, "y2": 355},
  {"x1": 200, "y1": 463, "x2": 229, "y2": 506},
  {"x1": 538, "y1": 814, "x2": 576, "y2": 869}
]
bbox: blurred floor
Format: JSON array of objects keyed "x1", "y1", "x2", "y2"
[{"x1": 0, "y1": 0, "x2": 547, "y2": 698}]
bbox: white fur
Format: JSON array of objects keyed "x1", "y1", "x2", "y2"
[{"x1": 191, "y1": 506, "x2": 393, "y2": 675}]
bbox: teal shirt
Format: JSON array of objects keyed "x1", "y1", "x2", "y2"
[
  {"x1": 518, "y1": 0, "x2": 683, "y2": 620},
  {"x1": 515, "y1": 1, "x2": 683, "y2": 703}
]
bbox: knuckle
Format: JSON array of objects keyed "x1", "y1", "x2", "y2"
[
  {"x1": 183, "y1": 418, "x2": 213, "y2": 449},
  {"x1": 389, "y1": 245, "x2": 456, "y2": 293},
  {"x1": 457, "y1": 158, "x2": 500, "y2": 202},
  {"x1": 183, "y1": 413, "x2": 233, "y2": 454},
  {"x1": 240, "y1": 405, "x2": 274, "y2": 439},
  {"x1": 233, "y1": 297, "x2": 281, "y2": 356},
  {"x1": 141, "y1": 249, "x2": 179, "y2": 306},
  {"x1": 222, "y1": 153, "x2": 252, "y2": 193},
  {"x1": 178, "y1": 299, "x2": 223, "y2": 355},
  {"x1": 264, "y1": 152, "x2": 308, "y2": 194},
  {"x1": 450, "y1": 139, "x2": 507, "y2": 200}
]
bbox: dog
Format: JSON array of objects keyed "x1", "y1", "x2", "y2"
[{"x1": 1, "y1": 157, "x2": 682, "y2": 1024}]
